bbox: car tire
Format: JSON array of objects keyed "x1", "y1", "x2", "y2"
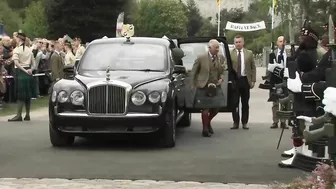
[
  {"x1": 178, "y1": 111, "x2": 191, "y2": 127},
  {"x1": 49, "y1": 123, "x2": 75, "y2": 147},
  {"x1": 159, "y1": 100, "x2": 176, "y2": 148}
]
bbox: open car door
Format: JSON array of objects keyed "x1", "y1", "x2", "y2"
[{"x1": 175, "y1": 37, "x2": 237, "y2": 113}]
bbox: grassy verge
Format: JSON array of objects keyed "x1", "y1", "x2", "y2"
[{"x1": 0, "y1": 96, "x2": 49, "y2": 117}]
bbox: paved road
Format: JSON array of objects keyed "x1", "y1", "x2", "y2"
[{"x1": 0, "y1": 68, "x2": 303, "y2": 187}]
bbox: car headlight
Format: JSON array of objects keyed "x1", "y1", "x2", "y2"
[
  {"x1": 161, "y1": 91, "x2": 167, "y2": 103},
  {"x1": 70, "y1": 90, "x2": 84, "y2": 105},
  {"x1": 131, "y1": 91, "x2": 146, "y2": 106},
  {"x1": 51, "y1": 91, "x2": 57, "y2": 102},
  {"x1": 148, "y1": 91, "x2": 161, "y2": 103},
  {"x1": 57, "y1": 91, "x2": 68, "y2": 103}
]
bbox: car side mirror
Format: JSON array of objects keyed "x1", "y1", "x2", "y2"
[
  {"x1": 63, "y1": 65, "x2": 75, "y2": 79},
  {"x1": 171, "y1": 48, "x2": 184, "y2": 61},
  {"x1": 173, "y1": 65, "x2": 186, "y2": 74}
]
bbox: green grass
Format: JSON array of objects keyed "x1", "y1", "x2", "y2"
[{"x1": 0, "y1": 96, "x2": 49, "y2": 117}]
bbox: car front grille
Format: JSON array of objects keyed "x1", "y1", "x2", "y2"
[{"x1": 88, "y1": 85, "x2": 126, "y2": 114}]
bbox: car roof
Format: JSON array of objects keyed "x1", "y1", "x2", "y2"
[
  {"x1": 89, "y1": 37, "x2": 171, "y2": 47},
  {"x1": 176, "y1": 37, "x2": 227, "y2": 45}
]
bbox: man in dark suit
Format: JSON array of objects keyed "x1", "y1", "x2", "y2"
[
  {"x1": 268, "y1": 36, "x2": 290, "y2": 129},
  {"x1": 50, "y1": 41, "x2": 64, "y2": 83},
  {"x1": 230, "y1": 35, "x2": 256, "y2": 130}
]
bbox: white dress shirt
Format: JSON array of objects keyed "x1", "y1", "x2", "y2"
[
  {"x1": 236, "y1": 49, "x2": 245, "y2": 76},
  {"x1": 277, "y1": 48, "x2": 287, "y2": 67}
]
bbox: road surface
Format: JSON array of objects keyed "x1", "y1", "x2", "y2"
[{"x1": 0, "y1": 68, "x2": 303, "y2": 188}]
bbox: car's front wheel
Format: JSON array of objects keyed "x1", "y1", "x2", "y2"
[
  {"x1": 159, "y1": 100, "x2": 176, "y2": 148},
  {"x1": 49, "y1": 123, "x2": 75, "y2": 147}
]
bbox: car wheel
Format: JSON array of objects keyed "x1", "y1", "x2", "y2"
[
  {"x1": 49, "y1": 123, "x2": 75, "y2": 147},
  {"x1": 178, "y1": 111, "x2": 191, "y2": 127},
  {"x1": 159, "y1": 100, "x2": 176, "y2": 148}
]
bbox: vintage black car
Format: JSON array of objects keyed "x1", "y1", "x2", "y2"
[
  {"x1": 49, "y1": 37, "x2": 189, "y2": 148},
  {"x1": 172, "y1": 37, "x2": 236, "y2": 113}
]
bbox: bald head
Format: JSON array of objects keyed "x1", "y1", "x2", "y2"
[
  {"x1": 208, "y1": 39, "x2": 219, "y2": 55},
  {"x1": 277, "y1": 36, "x2": 286, "y2": 49}
]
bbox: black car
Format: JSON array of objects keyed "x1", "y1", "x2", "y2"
[
  {"x1": 173, "y1": 37, "x2": 236, "y2": 113},
  {"x1": 49, "y1": 37, "x2": 188, "y2": 148}
]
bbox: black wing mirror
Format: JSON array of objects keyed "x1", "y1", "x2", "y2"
[
  {"x1": 63, "y1": 65, "x2": 75, "y2": 79},
  {"x1": 173, "y1": 65, "x2": 186, "y2": 74},
  {"x1": 171, "y1": 48, "x2": 184, "y2": 61}
]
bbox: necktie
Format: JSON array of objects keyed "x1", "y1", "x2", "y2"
[
  {"x1": 237, "y1": 50, "x2": 241, "y2": 77},
  {"x1": 212, "y1": 55, "x2": 216, "y2": 62}
]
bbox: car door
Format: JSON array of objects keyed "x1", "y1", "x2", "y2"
[{"x1": 176, "y1": 37, "x2": 236, "y2": 113}]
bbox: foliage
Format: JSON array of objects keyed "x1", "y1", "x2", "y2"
[
  {"x1": 45, "y1": 0, "x2": 127, "y2": 42},
  {"x1": 132, "y1": 0, "x2": 188, "y2": 38},
  {"x1": 195, "y1": 18, "x2": 217, "y2": 37},
  {"x1": 272, "y1": 163, "x2": 336, "y2": 189},
  {"x1": 22, "y1": 0, "x2": 49, "y2": 38},
  {"x1": 185, "y1": 0, "x2": 203, "y2": 37},
  {"x1": 0, "y1": 0, "x2": 22, "y2": 36}
]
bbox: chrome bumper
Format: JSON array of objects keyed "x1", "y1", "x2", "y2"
[{"x1": 54, "y1": 107, "x2": 162, "y2": 118}]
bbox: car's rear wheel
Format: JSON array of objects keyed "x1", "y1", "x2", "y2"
[
  {"x1": 49, "y1": 123, "x2": 75, "y2": 147},
  {"x1": 159, "y1": 100, "x2": 176, "y2": 148},
  {"x1": 178, "y1": 111, "x2": 191, "y2": 127}
]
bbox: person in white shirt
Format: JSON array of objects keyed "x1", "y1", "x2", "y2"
[
  {"x1": 64, "y1": 41, "x2": 76, "y2": 66},
  {"x1": 74, "y1": 37, "x2": 85, "y2": 59},
  {"x1": 229, "y1": 35, "x2": 256, "y2": 130},
  {"x1": 268, "y1": 36, "x2": 290, "y2": 130}
]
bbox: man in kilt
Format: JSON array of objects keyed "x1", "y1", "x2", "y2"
[
  {"x1": 8, "y1": 32, "x2": 36, "y2": 122},
  {"x1": 190, "y1": 39, "x2": 227, "y2": 137}
]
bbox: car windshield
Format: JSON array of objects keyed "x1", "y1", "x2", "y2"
[
  {"x1": 180, "y1": 42, "x2": 226, "y2": 70},
  {"x1": 78, "y1": 43, "x2": 166, "y2": 72}
]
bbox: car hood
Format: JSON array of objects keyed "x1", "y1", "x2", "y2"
[{"x1": 75, "y1": 71, "x2": 168, "y2": 87}]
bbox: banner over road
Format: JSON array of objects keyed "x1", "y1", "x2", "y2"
[{"x1": 225, "y1": 21, "x2": 266, "y2": 32}]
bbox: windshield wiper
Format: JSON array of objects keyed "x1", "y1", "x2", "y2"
[{"x1": 137, "y1": 69, "x2": 163, "y2": 72}]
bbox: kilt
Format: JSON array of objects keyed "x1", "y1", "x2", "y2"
[
  {"x1": 193, "y1": 86, "x2": 226, "y2": 109},
  {"x1": 16, "y1": 68, "x2": 36, "y2": 101}
]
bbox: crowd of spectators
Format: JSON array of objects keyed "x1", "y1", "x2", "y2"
[{"x1": 0, "y1": 32, "x2": 86, "y2": 110}]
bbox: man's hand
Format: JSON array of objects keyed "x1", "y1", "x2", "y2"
[
  {"x1": 287, "y1": 72, "x2": 302, "y2": 93},
  {"x1": 267, "y1": 60, "x2": 284, "y2": 72},
  {"x1": 217, "y1": 78, "x2": 223, "y2": 85},
  {"x1": 250, "y1": 82, "x2": 255, "y2": 89},
  {"x1": 322, "y1": 87, "x2": 336, "y2": 116}
]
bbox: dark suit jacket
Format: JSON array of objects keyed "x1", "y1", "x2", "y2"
[
  {"x1": 50, "y1": 52, "x2": 64, "y2": 81},
  {"x1": 230, "y1": 48, "x2": 256, "y2": 87}
]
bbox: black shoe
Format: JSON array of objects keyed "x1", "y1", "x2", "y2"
[
  {"x1": 278, "y1": 162, "x2": 293, "y2": 168},
  {"x1": 242, "y1": 124, "x2": 249, "y2": 130},
  {"x1": 280, "y1": 123, "x2": 289, "y2": 129},
  {"x1": 24, "y1": 115, "x2": 30, "y2": 121},
  {"x1": 270, "y1": 123, "x2": 278, "y2": 129},
  {"x1": 208, "y1": 124, "x2": 214, "y2": 134},
  {"x1": 230, "y1": 123, "x2": 239, "y2": 130},
  {"x1": 202, "y1": 129, "x2": 211, "y2": 137},
  {"x1": 8, "y1": 116, "x2": 23, "y2": 122}
]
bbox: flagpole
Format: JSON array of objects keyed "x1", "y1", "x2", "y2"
[
  {"x1": 271, "y1": 0, "x2": 274, "y2": 45},
  {"x1": 217, "y1": 1, "x2": 221, "y2": 36}
]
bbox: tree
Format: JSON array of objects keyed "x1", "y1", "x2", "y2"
[
  {"x1": 186, "y1": 0, "x2": 203, "y2": 37},
  {"x1": 22, "y1": 0, "x2": 49, "y2": 38},
  {"x1": 195, "y1": 18, "x2": 216, "y2": 37},
  {"x1": 45, "y1": 0, "x2": 127, "y2": 42},
  {"x1": 0, "y1": 0, "x2": 22, "y2": 35},
  {"x1": 132, "y1": 0, "x2": 188, "y2": 38}
]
